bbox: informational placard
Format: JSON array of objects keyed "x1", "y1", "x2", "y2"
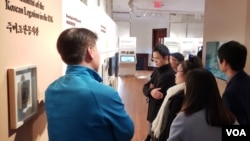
[
  {"x1": 1, "y1": 0, "x2": 62, "y2": 104},
  {"x1": 164, "y1": 38, "x2": 182, "y2": 53},
  {"x1": 118, "y1": 37, "x2": 137, "y2": 76},
  {"x1": 164, "y1": 37, "x2": 203, "y2": 59}
]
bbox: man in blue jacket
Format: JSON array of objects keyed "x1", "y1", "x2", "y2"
[
  {"x1": 218, "y1": 40, "x2": 250, "y2": 125},
  {"x1": 45, "y1": 28, "x2": 134, "y2": 141}
]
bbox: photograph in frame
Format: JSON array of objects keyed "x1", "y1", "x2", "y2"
[
  {"x1": 205, "y1": 41, "x2": 227, "y2": 81},
  {"x1": 7, "y1": 65, "x2": 38, "y2": 129}
]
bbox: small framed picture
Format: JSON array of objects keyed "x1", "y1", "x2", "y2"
[{"x1": 7, "y1": 65, "x2": 38, "y2": 129}]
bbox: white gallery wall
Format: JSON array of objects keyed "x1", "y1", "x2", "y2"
[
  {"x1": 62, "y1": 0, "x2": 118, "y2": 86},
  {"x1": 131, "y1": 18, "x2": 169, "y2": 54},
  {"x1": 116, "y1": 21, "x2": 131, "y2": 37},
  {"x1": 186, "y1": 23, "x2": 204, "y2": 37},
  {"x1": 169, "y1": 14, "x2": 204, "y2": 38},
  {"x1": 115, "y1": 13, "x2": 204, "y2": 55}
]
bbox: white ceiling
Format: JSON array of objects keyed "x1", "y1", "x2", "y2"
[{"x1": 112, "y1": 0, "x2": 205, "y2": 22}]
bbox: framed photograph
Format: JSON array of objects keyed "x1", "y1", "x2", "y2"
[
  {"x1": 7, "y1": 65, "x2": 38, "y2": 129},
  {"x1": 205, "y1": 41, "x2": 227, "y2": 81}
]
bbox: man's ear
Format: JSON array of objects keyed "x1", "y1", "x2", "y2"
[
  {"x1": 86, "y1": 46, "x2": 94, "y2": 59},
  {"x1": 224, "y1": 60, "x2": 229, "y2": 66},
  {"x1": 164, "y1": 55, "x2": 169, "y2": 62},
  {"x1": 220, "y1": 59, "x2": 228, "y2": 67}
]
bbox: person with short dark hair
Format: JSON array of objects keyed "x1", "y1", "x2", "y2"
[
  {"x1": 45, "y1": 28, "x2": 134, "y2": 141},
  {"x1": 218, "y1": 40, "x2": 250, "y2": 125},
  {"x1": 167, "y1": 69, "x2": 237, "y2": 141},
  {"x1": 170, "y1": 52, "x2": 185, "y2": 72},
  {"x1": 143, "y1": 44, "x2": 176, "y2": 141}
]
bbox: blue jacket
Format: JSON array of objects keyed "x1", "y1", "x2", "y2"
[{"x1": 45, "y1": 65, "x2": 134, "y2": 141}]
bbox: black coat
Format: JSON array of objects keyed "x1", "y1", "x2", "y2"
[
  {"x1": 156, "y1": 90, "x2": 184, "y2": 141},
  {"x1": 222, "y1": 70, "x2": 250, "y2": 125},
  {"x1": 143, "y1": 64, "x2": 175, "y2": 122}
]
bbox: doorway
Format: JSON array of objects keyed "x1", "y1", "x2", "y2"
[
  {"x1": 151, "y1": 28, "x2": 167, "y2": 61},
  {"x1": 152, "y1": 28, "x2": 167, "y2": 50}
]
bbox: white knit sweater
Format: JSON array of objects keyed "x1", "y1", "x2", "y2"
[{"x1": 151, "y1": 82, "x2": 185, "y2": 138}]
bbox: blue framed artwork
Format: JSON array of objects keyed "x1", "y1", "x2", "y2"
[{"x1": 205, "y1": 41, "x2": 227, "y2": 81}]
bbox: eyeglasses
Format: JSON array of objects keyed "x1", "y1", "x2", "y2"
[{"x1": 170, "y1": 58, "x2": 179, "y2": 62}]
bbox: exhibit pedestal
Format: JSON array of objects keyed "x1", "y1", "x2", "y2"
[{"x1": 118, "y1": 63, "x2": 136, "y2": 76}]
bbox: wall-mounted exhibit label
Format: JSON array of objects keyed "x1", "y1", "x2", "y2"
[
  {"x1": 5, "y1": 0, "x2": 53, "y2": 22},
  {"x1": 6, "y1": 22, "x2": 39, "y2": 35},
  {"x1": 65, "y1": 14, "x2": 82, "y2": 27},
  {"x1": 4, "y1": 0, "x2": 56, "y2": 36}
]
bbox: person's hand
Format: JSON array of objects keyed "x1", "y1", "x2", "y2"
[{"x1": 150, "y1": 88, "x2": 163, "y2": 99}]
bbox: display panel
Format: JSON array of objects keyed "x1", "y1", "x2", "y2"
[{"x1": 120, "y1": 55, "x2": 136, "y2": 63}]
